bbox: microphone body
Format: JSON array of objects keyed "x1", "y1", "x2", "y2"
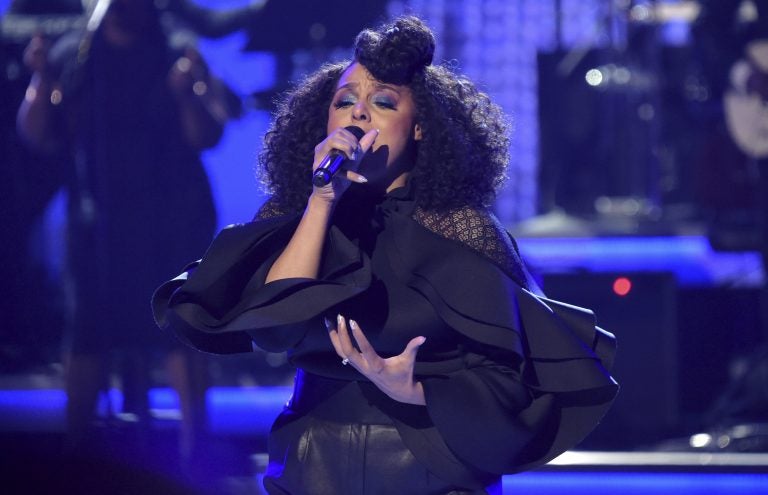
[{"x1": 312, "y1": 126, "x2": 365, "y2": 187}]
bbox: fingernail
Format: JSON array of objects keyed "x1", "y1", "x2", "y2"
[
  {"x1": 337, "y1": 314, "x2": 343, "y2": 325},
  {"x1": 357, "y1": 175, "x2": 368, "y2": 183},
  {"x1": 418, "y1": 336, "x2": 426, "y2": 345},
  {"x1": 323, "y1": 317, "x2": 332, "y2": 329},
  {"x1": 349, "y1": 319, "x2": 357, "y2": 329}
]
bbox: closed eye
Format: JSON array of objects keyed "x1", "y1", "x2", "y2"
[
  {"x1": 333, "y1": 94, "x2": 356, "y2": 109},
  {"x1": 373, "y1": 96, "x2": 396, "y2": 110},
  {"x1": 333, "y1": 100, "x2": 354, "y2": 109}
]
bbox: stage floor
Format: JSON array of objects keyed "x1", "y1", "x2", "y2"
[{"x1": 1, "y1": 383, "x2": 767, "y2": 495}]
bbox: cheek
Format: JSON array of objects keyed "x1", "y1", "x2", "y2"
[
  {"x1": 373, "y1": 127, "x2": 416, "y2": 163},
  {"x1": 387, "y1": 122, "x2": 417, "y2": 151},
  {"x1": 326, "y1": 109, "x2": 340, "y2": 134}
]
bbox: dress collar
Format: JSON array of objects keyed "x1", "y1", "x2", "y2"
[{"x1": 379, "y1": 180, "x2": 416, "y2": 215}]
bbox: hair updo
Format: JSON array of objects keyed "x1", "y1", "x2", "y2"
[
  {"x1": 259, "y1": 15, "x2": 510, "y2": 213},
  {"x1": 354, "y1": 16, "x2": 435, "y2": 85}
]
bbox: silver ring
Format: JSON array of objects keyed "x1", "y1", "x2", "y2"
[
  {"x1": 341, "y1": 358, "x2": 349, "y2": 366},
  {"x1": 350, "y1": 144, "x2": 362, "y2": 162}
]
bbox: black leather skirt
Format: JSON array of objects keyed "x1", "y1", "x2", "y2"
[{"x1": 262, "y1": 372, "x2": 493, "y2": 495}]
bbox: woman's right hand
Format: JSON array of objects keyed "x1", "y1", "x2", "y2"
[
  {"x1": 311, "y1": 127, "x2": 378, "y2": 204},
  {"x1": 265, "y1": 127, "x2": 379, "y2": 283}
]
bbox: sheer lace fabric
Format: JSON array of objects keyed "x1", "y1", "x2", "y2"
[
  {"x1": 412, "y1": 205, "x2": 530, "y2": 289},
  {"x1": 253, "y1": 197, "x2": 292, "y2": 221}
]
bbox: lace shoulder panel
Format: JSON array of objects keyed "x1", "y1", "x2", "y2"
[
  {"x1": 253, "y1": 196, "x2": 295, "y2": 221},
  {"x1": 412, "y1": 205, "x2": 530, "y2": 289}
]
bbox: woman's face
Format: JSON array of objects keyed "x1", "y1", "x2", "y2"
[{"x1": 327, "y1": 62, "x2": 421, "y2": 187}]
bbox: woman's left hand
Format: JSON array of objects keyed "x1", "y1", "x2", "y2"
[{"x1": 326, "y1": 315, "x2": 426, "y2": 406}]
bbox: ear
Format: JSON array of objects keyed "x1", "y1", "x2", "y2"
[{"x1": 413, "y1": 123, "x2": 423, "y2": 141}]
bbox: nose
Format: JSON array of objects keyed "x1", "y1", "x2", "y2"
[{"x1": 352, "y1": 101, "x2": 369, "y2": 122}]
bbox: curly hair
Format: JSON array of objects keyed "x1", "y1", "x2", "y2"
[{"x1": 258, "y1": 15, "x2": 510, "y2": 213}]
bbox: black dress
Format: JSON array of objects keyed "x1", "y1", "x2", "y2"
[
  {"x1": 51, "y1": 29, "x2": 216, "y2": 353},
  {"x1": 152, "y1": 184, "x2": 618, "y2": 493}
]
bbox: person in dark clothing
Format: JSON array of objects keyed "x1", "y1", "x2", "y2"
[
  {"x1": 153, "y1": 15, "x2": 617, "y2": 494},
  {"x1": 16, "y1": 0, "x2": 237, "y2": 463}
]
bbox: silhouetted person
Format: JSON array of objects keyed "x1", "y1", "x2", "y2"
[{"x1": 16, "y1": 0, "x2": 239, "y2": 470}]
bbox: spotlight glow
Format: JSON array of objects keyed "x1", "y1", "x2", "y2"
[
  {"x1": 613, "y1": 277, "x2": 632, "y2": 296},
  {"x1": 585, "y1": 69, "x2": 603, "y2": 87}
]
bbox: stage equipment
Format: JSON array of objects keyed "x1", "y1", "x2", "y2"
[
  {"x1": 543, "y1": 271, "x2": 679, "y2": 449},
  {"x1": 536, "y1": 43, "x2": 715, "y2": 228}
]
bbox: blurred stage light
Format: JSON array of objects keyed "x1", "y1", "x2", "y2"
[
  {"x1": 612, "y1": 276, "x2": 632, "y2": 296},
  {"x1": 689, "y1": 433, "x2": 713, "y2": 448},
  {"x1": 585, "y1": 68, "x2": 603, "y2": 86}
]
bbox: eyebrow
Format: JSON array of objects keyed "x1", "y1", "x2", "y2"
[{"x1": 335, "y1": 82, "x2": 402, "y2": 95}]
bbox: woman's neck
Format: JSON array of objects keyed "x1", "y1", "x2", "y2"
[{"x1": 386, "y1": 171, "x2": 410, "y2": 193}]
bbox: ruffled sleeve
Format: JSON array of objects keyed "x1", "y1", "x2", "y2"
[
  {"x1": 151, "y1": 214, "x2": 372, "y2": 354},
  {"x1": 152, "y1": 192, "x2": 618, "y2": 478},
  {"x1": 383, "y1": 209, "x2": 618, "y2": 475}
]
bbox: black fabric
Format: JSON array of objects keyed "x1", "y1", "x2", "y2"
[{"x1": 153, "y1": 183, "x2": 618, "y2": 486}]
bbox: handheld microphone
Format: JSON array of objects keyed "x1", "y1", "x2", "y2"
[{"x1": 312, "y1": 126, "x2": 365, "y2": 187}]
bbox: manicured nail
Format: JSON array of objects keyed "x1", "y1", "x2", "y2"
[
  {"x1": 350, "y1": 319, "x2": 358, "y2": 330},
  {"x1": 356, "y1": 175, "x2": 368, "y2": 183},
  {"x1": 418, "y1": 336, "x2": 426, "y2": 345},
  {"x1": 323, "y1": 317, "x2": 332, "y2": 330},
  {"x1": 337, "y1": 314, "x2": 343, "y2": 325}
]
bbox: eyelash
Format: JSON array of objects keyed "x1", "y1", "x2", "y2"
[
  {"x1": 374, "y1": 99, "x2": 396, "y2": 109},
  {"x1": 333, "y1": 97, "x2": 396, "y2": 110}
]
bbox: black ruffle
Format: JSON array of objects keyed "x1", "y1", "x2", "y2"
[
  {"x1": 152, "y1": 215, "x2": 372, "y2": 352},
  {"x1": 382, "y1": 212, "x2": 617, "y2": 473},
  {"x1": 151, "y1": 202, "x2": 617, "y2": 477}
]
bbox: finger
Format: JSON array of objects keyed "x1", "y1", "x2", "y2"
[
  {"x1": 349, "y1": 319, "x2": 383, "y2": 372},
  {"x1": 341, "y1": 128, "x2": 377, "y2": 160},
  {"x1": 314, "y1": 135, "x2": 358, "y2": 166},
  {"x1": 333, "y1": 128, "x2": 361, "y2": 147},
  {"x1": 348, "y1": 320, "x2": 377, "y2": 359},
  {"x1": 402, "y1": 336, "x2": 426, "y2": 363},
  {"x1": 324, "y1": 317, "x2": 346, "y2": 359},
  {"x1": 357, "y1": 128, "x2": 379, "y2": 154},
  {"x1": 343, "y1": 129, "x2": 378, "y2": 166},
  {"x1": 336, "y1": 314, "x2": 358, "y2": 357},
  {"x1": 344, "y1": 170, "x2": 368, "y2": 183}
]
